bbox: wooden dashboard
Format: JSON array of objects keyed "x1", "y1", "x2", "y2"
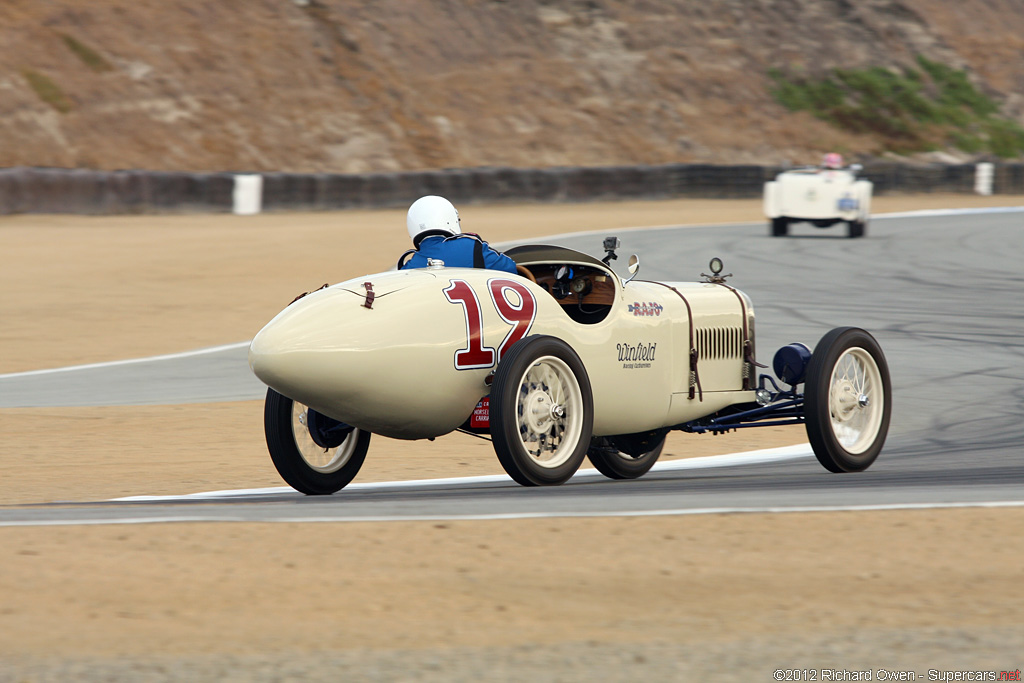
[{"x1": 521, "y1": 263, "x2": 616, "y2": 307}]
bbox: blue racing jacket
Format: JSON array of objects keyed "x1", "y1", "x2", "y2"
[{"x1": 399, "y1": 234, "x2": 517, "y2": 274}]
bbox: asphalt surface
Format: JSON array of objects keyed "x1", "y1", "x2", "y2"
[{"x1": 2, "y1": 208, "x2": 1023, "y2": 524}]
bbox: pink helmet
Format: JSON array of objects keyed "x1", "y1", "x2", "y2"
[{"x1": 823, "y1": 152, "x2": 844, "y2": 169}]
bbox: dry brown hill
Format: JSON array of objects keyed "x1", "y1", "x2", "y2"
[{"x1": 1, "y1": 0, "x2": 1022, "y2": 173}]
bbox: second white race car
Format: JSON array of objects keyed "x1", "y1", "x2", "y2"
[{"x1": 764, "y1": 163, "x2": 872, "y2": 238}]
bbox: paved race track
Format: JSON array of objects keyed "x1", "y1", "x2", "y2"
[{"x1": 3, "y1": 208, "x2": 1023, "y2": 525}]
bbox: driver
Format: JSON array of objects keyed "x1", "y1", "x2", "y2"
[
  {"x1": 822, "y1": 152, "x2": 844, "y2": 169},
  {"x1": 399, "y1": 195, "x2": 517, "y2": 274}
]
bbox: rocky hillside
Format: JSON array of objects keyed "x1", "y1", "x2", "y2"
[{"x1": 2, "y1": 0, "x2": 1023, "y2": 173}]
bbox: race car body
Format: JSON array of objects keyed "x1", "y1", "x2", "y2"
[
  {"x1": 251, "y1": 245, "x2": 753, "y2": 441},
  {"x1": 250, "y1": 239, "x2": 891, "y2": 493},
  {"x1": 764, "y1": 166, "x2": 872, "y2": 238}
]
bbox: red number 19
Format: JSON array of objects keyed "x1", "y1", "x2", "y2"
[{"x1": 444, "y1": 278, "x2": 536, "y2": 370}]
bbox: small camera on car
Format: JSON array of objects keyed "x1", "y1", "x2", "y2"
[{"x1": 602, "y1": 236, "x2": 620, "y2": 265}]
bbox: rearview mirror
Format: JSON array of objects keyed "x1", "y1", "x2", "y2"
[{"x1": 624, "y1": 254, "x2": 640, "y2": 284}]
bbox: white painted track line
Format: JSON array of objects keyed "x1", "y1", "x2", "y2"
[
  {"x1": 111, "y1": 444, "x2": 816, "y2": 502},
  {"x1": 0, "y1": 341, "x2": 251, "y2": 379},
  {"x1": 3, "y1": 502, "x2": 1023, "y2": 529}
]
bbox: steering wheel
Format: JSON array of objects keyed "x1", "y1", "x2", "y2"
[{"x1": 516, "y1": 264, "x2": 537, "y2": 283}]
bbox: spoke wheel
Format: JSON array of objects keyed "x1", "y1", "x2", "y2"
[
  {"x1": 804, "y1": 327, "x2": 891, "y2": 473},
  {"x1": 264, "y1": 388, "x2": 370, "y2": 494},
  {"x1": 490, "y1": 336, "x2": 593, "y2": 486}
]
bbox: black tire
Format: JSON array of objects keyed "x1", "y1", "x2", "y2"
[
  {"x1": 490, "y1": 335, "x2": 594, "y2": 486},
  {"x1": 848, "y1": 220, "x2": 866, "y2": 238},
  {"x1": 804, "y1": 327, "x2": 891, "y2": 473},
  {"x1": 770, "y1": 217, "x2": 789, "y2": 237},
  {"x1": 264, "y1": 388, "x2": 370, "y2": 494},
  {"x1": 587, "y1": 435, "x2": 665, "y2": 480}
]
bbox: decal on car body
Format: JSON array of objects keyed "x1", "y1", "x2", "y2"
[
  {"x1": 444, "y1": 278, "x2": 537, "y2": 371},
  {"x1": 470, "y1": 397, "x2": 490, "y2": 428},
  {"x1": 617, "y1": 342, "x2": 657, "y2": 369},
  {"x1": 628, "y1": 301, "x2": 664, "y2": 317}
]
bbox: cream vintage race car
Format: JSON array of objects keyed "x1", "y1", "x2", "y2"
[
  {"x1": 764, "y1": 165, "x2": 872, "y2": 238},
  {"x1": 249, "y1": 238, "x2": 891, "y2": 494}
]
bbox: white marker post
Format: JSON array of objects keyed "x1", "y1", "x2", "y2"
[
  {"x1": 974, "y1": 162, "x2": 994, "y2": 196},
  {"x1": 233, "y1": 174, "x2": 263, "y2": 214}
]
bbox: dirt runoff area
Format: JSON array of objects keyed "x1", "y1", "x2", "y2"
[{"x1": 1, "y1": 195, "x2": 1023, "y2": 680}]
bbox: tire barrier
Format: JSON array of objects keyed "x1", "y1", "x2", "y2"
[
  {"x1": 1, "y1": 162, "x2": 1021, "y2": 215},
  {"x1": 994, "y1": 163, "x2": 1024, "y2": 195},
  {"x1": 863, "y1": 162, "x2": 979, "y2": 195},
  {"x1": 260, "y1": 172, "x2": 325, "y2": 211}
]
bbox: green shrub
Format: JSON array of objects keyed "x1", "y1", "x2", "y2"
[
  {"x1": 61, "y1": 34, "x2": 112, "y2": 72},
  {"x1": 916, "y1": 55, "x2": 997, "y2": 118},
  {"x1": 769, "y1": 58, "x2": 1023, "y2": 158},
  {"x1": 949, "y1": 130, "x2": 984, "y2": 154},
  {"x1": 984, "y1": 118, "x2": 1024, "y2": 158},
  {"x1": 23, "y1": 69, "x2": 72, "y2": 113}
]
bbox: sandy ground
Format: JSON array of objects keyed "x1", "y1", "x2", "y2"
[{"x1": 1, "y1": 195, "x2": 1023, "y2": 679}]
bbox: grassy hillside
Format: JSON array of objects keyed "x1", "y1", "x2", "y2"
[
  {"x1": 769, "y1": 56, "x2": 1024, "y2": 157},
  {"x1": 1, "y1": 0, "x2": 1022, "y2": 172}
]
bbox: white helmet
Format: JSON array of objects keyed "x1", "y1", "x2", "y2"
[{"x1": 406, "y1": 195, "x2": 461, "y2": 246}]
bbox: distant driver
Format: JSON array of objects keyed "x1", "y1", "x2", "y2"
[
  {"x1": 822, "y1": 152, "x2": 844, "y2": 169},
  {"x1": 399, "y1": 195, "x2": 517, "y2": 274}
]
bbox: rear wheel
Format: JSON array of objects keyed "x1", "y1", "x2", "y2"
[
  {"x1": 770, "y1": 217, "x2": 789, "y2": 237},
  {"x1": 804, "y1": 327, "x2": 890, "y2": 473},
  {"x1": 848, "y1": 220, "x2": 866, "y2": 238},
  {"x1": 490, "y1": 335, "x2": 593, "y2": 486},
  {"x1": 587, "y1": 434, "x2": 665, "y2": 480},
  {"x1": 264, "y1": 388, "x2": 370, "y2": 494}
]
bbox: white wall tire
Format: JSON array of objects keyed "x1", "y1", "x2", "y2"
[
  {"x1": 490, "y1": 336, "x2": 593, "y2": 486},
  {"x1": 804, "y1": 328, "x2": 891, "y2": 473},
  {"x1": 264, "y1": 388, "x2": 370, "y2": 494}
]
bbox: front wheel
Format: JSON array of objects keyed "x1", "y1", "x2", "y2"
[
  {"x1": 490, "y1": 335, "x2": 594, "y2": 486},
  {"x1": 587, "y1": 434, "x2": 665, "y2": 480},
  {"x1": 264, "y1": 388, "x2": 370, "y2": 494},
  {"x1": 803, "y1": 327, "x2": 891, "y2": 473}
]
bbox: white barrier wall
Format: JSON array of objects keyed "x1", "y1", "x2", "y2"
[{"x1": 233, "y1": 174, "x2": 263, "y2": 214}]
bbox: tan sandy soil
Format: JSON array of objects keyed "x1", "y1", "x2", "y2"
[
  {"x1": 1, "y1": 511, "x2": 1022, "y2": 668},
  {"x1": 1, "y1": 196, "x2": 1023, "y2": 678}
]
